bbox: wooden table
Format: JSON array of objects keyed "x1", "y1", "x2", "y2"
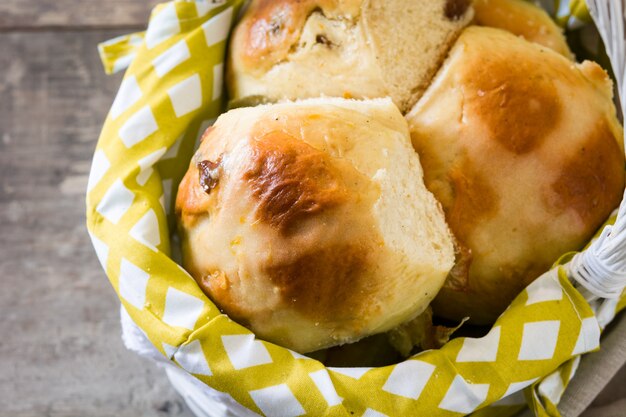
[{"x1": 0, "y1": 1, "x2": 623, "y2": 416}]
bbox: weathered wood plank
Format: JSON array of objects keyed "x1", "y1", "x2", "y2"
[
  {"x1": 0, "y1": 30, "x2": 192, "y2": 417},
  {"x1": 589, "y1": 365, "x2": 626, "y2": 408},
  {"x1": 0, "y1": 0, "x2": 160, "y2": 30},
  {"x1": 560, "y1": 315, "x2": 626, "y2": 417}
]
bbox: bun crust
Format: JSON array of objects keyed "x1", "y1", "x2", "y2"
[
  {"x1": 474, "y1": 0, "x2": 571, "y2": 57},
  {"x1": 227, "y1": 0, "x2": 473, "y2": 112},
  {"x1": 176, "y1": 98, "x2": 454, "y2": 352},
  {"x1": 233, "y1": 0, "x2": 361, "y2": 75},
  {"x1": 406, "y1": 27, "x2": 625, "y2": 324}
]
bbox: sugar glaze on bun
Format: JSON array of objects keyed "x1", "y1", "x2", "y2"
[
  {"x1": 176, "y1": 98, "x2": 455, "y2": 352},
  {"x1": 227, "y1": 0, "x2": 473, "y2": 113},
  {"x1": 406, "y1": 27, "x2": 625, "y2": 324},
  {"x1": 473, "y1": 0, "x2": 571, "y2": 57}
]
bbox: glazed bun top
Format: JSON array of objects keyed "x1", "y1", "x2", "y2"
[
  {"x1": 473, "y1": 0, "x2": 571, "y2": 57},
  {"x1": 227, "y1": 0, "x2": 473, "y2": 112},
  {"x1": 176, "y1": 98, "x2": 455, "y2": 353},
  {"x1": 406, "y1": 26, "x2": 625, "y2": 324}
]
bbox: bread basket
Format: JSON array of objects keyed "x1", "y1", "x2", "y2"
[{"x1": 87, "y1": 1, "x2": 626, "y2": 415}]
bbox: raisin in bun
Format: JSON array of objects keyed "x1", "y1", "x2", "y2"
[
  {"x1": 176, "y1": 98, "x2": 454, "y2": 353},
  {"x1": 406, "y1": 27, "x2": 625, "y2": 324},
  {"x1": 227, "y1": 0, "x2": 473, "y2": 113},
  {"x1": 473, "y1": 0, "x2": 571, "y2": 57}
]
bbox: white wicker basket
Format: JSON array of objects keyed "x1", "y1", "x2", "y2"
[{"x1": 568, "y1": 0, "x2": 626, "y2": 303}]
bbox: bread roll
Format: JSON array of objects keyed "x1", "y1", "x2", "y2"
[
  {"x1": 406, "y1": 27, "x2": 625, "y2": 324},
  {"x1": 474, "y1": 0, "x2": 571, "y2": 57},
  {"x1": 227, "y1": 0, "x2": 473, "y2": 113},
  {"x1": 176, "y1": 98, "x2": 454, "y2": 352}
]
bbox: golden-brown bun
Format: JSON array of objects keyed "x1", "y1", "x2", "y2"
[
  {"x1": 474, "y1": 0, "x2": 571, "y2": 57},
  {"x1": 406, "y1": 27, "x2": 625, "y2": 324},
  {"x1": 176, "y1": 98, "x2": 454, "y2": 352},
  {"x1": 227, "y1": 0, "x2": 473, "y2": 113}
]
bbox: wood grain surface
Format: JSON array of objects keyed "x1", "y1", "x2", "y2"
[
  {"x1": 0, "y1": 2, "x2": 624, "y2": 417},
  {"x1": 0, "y1": 29, "x2": 193, "y2": 417},
  {"x1": 0, "y1": 1, "x2": 160, "y2": 30}
]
